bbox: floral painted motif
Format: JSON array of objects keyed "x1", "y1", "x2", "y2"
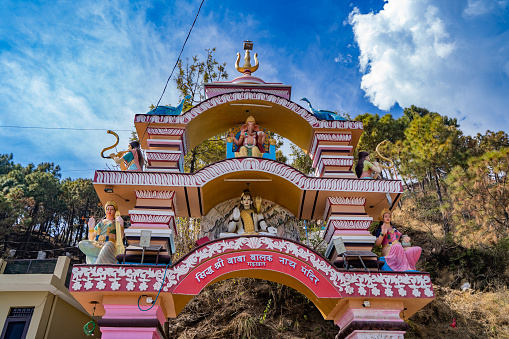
[{"x1": 70, "y1": 237, "x2": 433, "y2": 299}]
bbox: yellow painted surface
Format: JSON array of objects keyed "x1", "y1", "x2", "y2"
[
  {"x1": 0, "y1": 292, "x2": 92, "y2": 339},
  {"x1": 44, "y1": 296, "x2": 91, "y2": 339},
  {"x1": 94, "y1": 176, "x2": 401, "y2": 219},
  {"x1": 134, "y1": 100, "x2": 315, "y2": 152},
  {"x1": 0, "y1": 291, "x2": 51, "y2": 339},
  {"x1": 201, "y1": 171, "x2": 302, "y2": 216},
  {"x1": 185, "y1": 100, "x2": 314, "y2": 152}
]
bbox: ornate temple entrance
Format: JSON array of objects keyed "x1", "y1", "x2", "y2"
[{"x1": 70, "y1": 42, "x2": 434, "y2": 338}]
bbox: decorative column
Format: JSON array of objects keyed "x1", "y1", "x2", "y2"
[
  {"x1": 98, "y1": 302, "x2": 166, "y2": 339},
  {"x1": 144, "y1": 128, "x2": 186, "y2": 173},
  {"x1": 121, "y1": 190, "x2": 177, "y2": 264},
  {"x1": 323, "y1": 197, "x2": 377, "y2": 269},
  {"x1": 309, "y1": 133, "x2": 355, "y2": 178},
  {"x1": 334, "y1": 301, "x2": 409, "y2": 339}
]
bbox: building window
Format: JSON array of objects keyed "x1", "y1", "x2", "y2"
[{"x1": 1, "y1": 308, "x2": 34, "y2": 339}]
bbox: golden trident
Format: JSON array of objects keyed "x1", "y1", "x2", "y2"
[{"x1": 235, "y1": 40, "x2": 259, "y2": 74}]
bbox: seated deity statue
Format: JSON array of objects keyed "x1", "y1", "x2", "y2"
[
  {"x1": 78, "y1": 200, "x2": 125, "y2": 264},
  {"x1": 220, "y1": 189, "x2": 277, "y2": 237},
  {"x1": 229, "y1": 116, "x2": 266, "y2": 158},
  {"x1": 373, "y1": 209, "x2": 421, "y2": 271}
]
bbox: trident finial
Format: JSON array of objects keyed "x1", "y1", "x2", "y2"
[{"x1": 235, "y1": 40, "x2": 259, "y2": 75}]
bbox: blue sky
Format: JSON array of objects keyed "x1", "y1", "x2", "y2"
[{"x1": 1, "y1": 0, "x2": 508, "y2": 179}]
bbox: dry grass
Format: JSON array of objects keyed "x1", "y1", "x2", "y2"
[
  {"x1": 166, "y1": 278, "x2": 338, "y2": 339},
  {"x1": 393, "y1": 201, "x2": 445, "y2": 241},
  {"x1": 408, "y1": 285, "x2": 509, "y2": 338},
  {"x1": 442, "y1": 286, "x2": 509, "y2": 337}
]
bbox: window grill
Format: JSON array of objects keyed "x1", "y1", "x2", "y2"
[{"x1": 8, "y1": 308, "x2": 34, "y2": 317}]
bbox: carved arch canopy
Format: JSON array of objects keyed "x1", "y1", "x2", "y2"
[{"x1": 134, "y1": 91, "x2": 363, "y2": 153}]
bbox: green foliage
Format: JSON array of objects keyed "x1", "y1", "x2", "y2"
[
  {"x1": 300, "y1": 220, "x2": 327, "y2": 254},
  {"x1": 354, "y1": 112, "x2": 407, "y2": 154},
  {"x1": 447, "y1": 148, "x2": 509, "y2": 247},
  {"x1": 353, "y1": 112, "x2": 407, "y2": 179},
  {"x1": 259, "y1": 298, "x2": 272, "y2": 324},
  {"x1": 400, "y1": 112, "x2": 463, "y2": 181},
  {"x1": 0, "y1": 155, "x2": 101, "y2": 258},
  {"x1": 173, "y1": 48, "x2": 229, "y2": 172},
  {"x1": 173, "y1": 217, "x2": 202, "y2": 261},
  {"x1": 272, "y1": 133, "x2": 287, "y2": 164},
  {"x1": 175, "y1": 48, "x2": 228, "y2": 111},
  {"x1": 355, "y1": 107, "x2": 509, "y2": 267},
  {"x1": 0, "y1": 154, "x2": 15, "y2": 175},
  {"x1": 183, "y1": 134, "x2": 226, "y2": 173},
  {"x1": 290, "y1": 143, "x2": 313, "y2": 175}
]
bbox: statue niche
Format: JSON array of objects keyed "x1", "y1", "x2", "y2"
[
  {"x1": 200, "y1": 194, "x2": 301, "y2": 241},
  {"x1": 220, "y1": 189, "x2": 277, "y2": 237},
  {"x1": 226, "y1": 115, "x2": 276, "y2": 160}
]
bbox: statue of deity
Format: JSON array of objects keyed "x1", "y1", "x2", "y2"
[
  {"x1": 111, "y1": 141, "x2": 145, "y2": 171},
  {"x1": 373, "y1": 209, "x2": 421, "y2": 271},
  {"x1": 229, "y1": 116, "x2": 266, "y2": 157},
  {"x1": 78, "y1": 200, "x2": 125, "y2": 264},
  {"x1": 220, "y1": 189, "x2": 277, "y2": 237}
]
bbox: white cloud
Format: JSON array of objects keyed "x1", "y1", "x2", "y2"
[
  {"x1": 464, "y1": 0, "x2": 508, "y2": 16},
  {"x1": 348, "y1": 0, "x2": 509, "y2": 135},
  {"x1": 334, "y1": 53, "x2": 353, "y2": 64}
]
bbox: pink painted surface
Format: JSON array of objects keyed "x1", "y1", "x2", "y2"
[
  {"x1": 206, "y1": 89, "x2": 291, "y2": 100},
  {"x1": 323, "y1": 197, "x2": 367, "y2": 220},
  {"x1": 172, "y1": 251, "x2": 338, "y2": 298},
  {"x1": 311, "y1": 145, "x2": 354, "y2": 167},
  {"x1": 384, "y1": 244, "x2": 422, "y2": 271},
  {"x1": 134, "y1": 92, "x2": 365, "y2": 130},
  {"x1": 100, "y1": 327, "x2": 161, "y2": 339},
  {"x1": 135, "y1": 190, "x2": 175, "y2": 200},
  {"x1": 324, "y1": 222, "x2": 373, "y2": 243},
  {"x1": 129, "y1": 223, "x2": 173, "y2": 229},
  {"x1": 219, "y1": 75, "x2": 269, "y2": 84},
  {"x1": 146, "y1": 128, "x2": 185, "y2": 136},
  {"x1": 102, "y1": 304, "x2": 166, "y2": 324},
  {"x1": 346, "y1": 330, "x2": 405, "y2": 339},
  {"x1": 336, "y1": 308, "x2": 404, "y2": 328}
]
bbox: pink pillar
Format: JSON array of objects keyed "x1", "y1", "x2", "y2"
[
  {"x1": 98, "y1": 304, "x2": 166, "y2": 339},
  {"x1": 335, "y1": 307, "x2": 409, "y2": 339}
]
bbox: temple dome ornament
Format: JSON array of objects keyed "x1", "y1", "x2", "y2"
[{"x1": 235, "y1": 40, "x2": 259, "y2": 75}]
